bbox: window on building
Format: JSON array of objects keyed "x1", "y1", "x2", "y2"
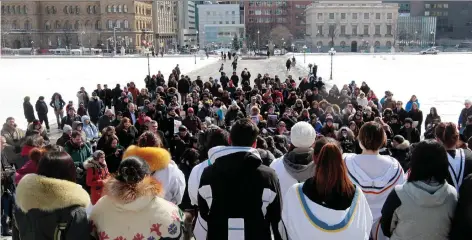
[
  {"x1": 75, "y1": 6, "x2": 79, "y2": 14},
  {"x1": 232, "y1": 11, "x2": 235, "y2": 15},
  {"x1": 24, "y1": 20, "x2": 30, "y2": 30},
  {"x1": 107, "y1": 5, "x2": 111, "y2": 13},
  {"x1": 46, "y1": 6, "x2": 50, "y2": 14},
  {"x1": 232, "y1": 21, "x2": 235, "y2": 24},
  {"x1": 69, "y1": 6, "x2": 73, "y2": 14},
  {"x1": 55, "y1": 20, "x2": 60, "y2": 29},
  {"x1": 219, "y1": 21, "x2": 223, "y2": 24},
  {"x1": 64, "y1": 6, "x2": 68, "y2": 14},
  {"x1": 85, "y1": 20, "x2": 90, "y2": 29},
  {"x1": 375, "y1": 25, "x2": 380, "y2": 35},
  {"x1": 23, "y1": 5, "x2": 27, "y2": 14},
  {"x1": 352, "y1": 13, "x2": 357, "y2": 19},
  {"x1": 118, "y1": 5, "x2": 122, "y2": 12},
  {"x1": 124, "y1": 5, "x2": 128, "y2": 13},
  {"x1": 317, "y1": 13, "x2": 322, "y2": 20},
  {"x1": 443, "y1": 4, "x2": 448, "y2": 8},
  {"x1": 113, "y1": 5, "x2": 117, "y2": 13},
  {"x1": 341, "y1": 13, "x2": 346, "y2": 19},
  {"x1": 17, "y1": 6, "x2": 20, "y2": 14},
  {"x1": 387, "y1": 13, "x2": 392, "y2": 19},
  {"x1": 52, "y1": 6, "x2": 56, "y2": 14},
  {"x1": 225, "y1": 21, "x2": 229, "y2": 24},
  {"x1": 116, "y1": 20, "x2": 122, "y2": 28},
  {"x1": 64, "y1": 20, "x2": 70, "y2": 29},
  {"x1": 376, "y1": 13, "x2": 380, "y2": 19},
  {"x1": 425, "y1": 11, "x2": 430, "y2": 16},
  {"x1": 363, "y1": 25, "x2": 369, "y2": 35},
  {"x1": 108, "y1": 20, "x2": 113, "y2": 29},
  {"x1": 45, "y1": 21, "x2": 51, "y2": 30},
  {"x1": 329, "y1": 25, "x2": 335, "y2": 36},
  {"x1": 352, "y1": 25, "x2": 357, "y2": 35},
  {"x1": 95, "y1": 20, "x2": 100, "y2": 30},
  {"x1": 317, "y1": 25, "x2": 323, "y2": 35},
  {"x1": 364, "y1": 13, "x2": 369, "y2": 19},
  {"x1": 256, "y1": 10, "x2": 262, "y2": 15},
  {"x1": 74, "y1": 20, "x2": 80, "y2": 30},
  {"x1": 341, "y1": 25, "x2": 346, "y2": 35},
  {"x1": 386, "y1": 24, "x2": 392, "y2": 35},
  {"x1": 87, "y1": 6, "x2": 91, "y2": 14},
  {"x1": 124, "y1": 20, "x2": 129, "y2": 29},
  {"x1": 329, "y1": 13, "x2": 334, "y2": 19},
  {"x1": 425, "y1": 4, "x2": 430, "y2": 8}
]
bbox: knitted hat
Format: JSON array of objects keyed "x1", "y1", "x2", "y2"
[
  {"x1": 187, "y1": 107, "x2": 194, "y2": 113},
  {"x1": 290, "y1": 122, "x2": 317, "y2": 149},
  {"x1": 63, "y1": 124, "x2": 72, "y2": 133}
]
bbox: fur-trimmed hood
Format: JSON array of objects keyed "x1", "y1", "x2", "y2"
[
  {"x1": 83, "y1": 158, "x2": 106, "y2": 169},
  {"x1": 395, "y1": 140, "x2": 411, "y2": 150},
  {"x1": 104, "y1": 176, "x2": 163, "y2": 205},
  {"x1": 15, "y1": 174, "x2": 90, "y2": 213},
  {"x1": 123, "y1": 145, "x2": 171, "y2": 172}
]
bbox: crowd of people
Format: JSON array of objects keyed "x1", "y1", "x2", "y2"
[{"x1": 1, "y1": 59, "x2": 472, "y2": 240}]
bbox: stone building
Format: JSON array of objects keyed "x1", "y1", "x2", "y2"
[
  {"x1": 1, "y1": 0, "x2": 154, "y2": 52},
  {"x1": 306, "y1": 1, "x2": 399, "y2": 52},
  {"x1": 152, "y1": 1, "x2": 177, "y2": 53}
]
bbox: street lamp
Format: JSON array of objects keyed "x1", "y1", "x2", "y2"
[
  {"x1": 196, "y1": 30, "x2": 199, "y2": 48},
  {"x1": 113, "y1": 26, "x2": 118, "y2": 56},
  {"x1": 31, "y1": 41, "x2": 34, "y2": 55},
  {"x1": 291, "y1": 43, "x2": 295, "y2": 57},
  {"x1": 253, "y1": 42, "x2": 256, "y2": 54},
  {"x1": 329, "y1": 47, "x2": 336, "y2": 80},
  {"x1": 302, "y1": 45, "x2": 307, "y2": 63},
  {"x1": 257, "y1": 30, "x2": 260, "y2": 52}
]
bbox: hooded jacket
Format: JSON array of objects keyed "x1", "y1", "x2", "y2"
[
  {"x1": 65, "y1": 141, "x2": 92, "y2": 167},
  {"x1": 14, "y1": 174, "x2": 90, "y2": 240},
  {"x1": 1, "y1": 123, "x2": 24, "y2": 149},
  {"x1": 84, "y1": 158, "x2": 109, "y2": 204},
  {"x1": 81, "y1": 115, "x2": 98, "y2": 140},
  {"x1": 123, "y1": 146, "x2": 185, "y2": 205},
  {"x1": 90, "y1": 176, "x2": 184, "y2": 240},
  {"x1": 270, "y1": 148, "x2": 315, "y2": 198},
  {"x1": 26, "y1": 122, "x2": 49, "y2": 141},
  {"x1": 381, "y1": 181, "x2": 457, "y2": 240}
]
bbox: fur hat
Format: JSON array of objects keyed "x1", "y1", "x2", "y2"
[
  {"x1": 404, "y1": 118, "x2": 413, "y2": 124},
  {"x1": 290, "y1": 122, "x2": 316, "y2": 149},
  {"x1": 122, "y1": 145, "x2": 171, "y2": 172}
]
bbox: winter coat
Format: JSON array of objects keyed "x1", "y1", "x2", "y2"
[
  {"x1": 35, "y1": 100, "x2": 48, "y2": 116},
  {"x1": 23, "y1": 101, "x2": 35, "y2": 123},
  {"x1": 178, "y1": 78, "x2": 191, "y2": 93},
  {"x1": 381, "y1": 181, "x2": 457, "y2": 240},
  {"x1": 463, "y1": 125, "x2": 472, "y2": 142},
  {"x1": 61, "y1": 114, "x2": 81, "y2": 130},
  {"x1": 390, "y1": 140, "x2": 410, "y2": 170},
  {"x1": 76, "y1": 91, "x2": 90, "y2": 106},
  {"x1": 123, "y1": 110, "x2": 139, "y2": 125},
  {"x1": 15, "y1": 159, "x2": 38, "y2": 185},
  {"x1": 459, "y1": 107, "x2": 472, "y2": 128},
  {"x1": 393, "y1": 108, "x2": 409, "y2": 123},
  {"x1": 104, "y1": 146, "x2": 124, "y2": 174},
  {"x1": 182, "y1": 115, "x2": 202, "y2": 134},
  {"x1": 425, "y1": 113, "x2": 441, "y2": 128},
  {"x1": 383, "y1": 99, "x2": 397, "y2": 110},
  {"x1": 405, "y1": 100, "x2": 420, "y2": 112},
  {"x1": 84, "y1": 159, "x2": 109, "y2": 205},
  {"x1": 408, "y1": 109, "x2": 423, "y2": 129},
  {"x1": 14, "y1": 174, "x2": 90, "y2": 240},
  {"x1": 56, "y1": 133, "x2": 71, "y2": 147},
  {"x1": 81, "y1": 115, "x2": 99, "y2": 140},
  {"x1": 112, "y1": 87, "x2": 122, "y2": 104},
  {"x1": 26, "y1": 123, "x2": 49, "y2": 141},
  {"x1": 97, "y1": 115, "x2": 112, "y2": 131},
  {"x1": 16, "y1": 145, "x2": 35, "y2": 170},
  {"x1": 49, "y1": 98, "x2": 66, "y2": 111},
  {"x1": 77, "y1": 106, "x2": 87, "y2": 117},
  {"x1": 116, "y1": 126, "x2": 138, "y2": 149},
  {"x1": 87, "y1": 96, "x2": 104, "y2": 119},
  {"x1": 128, "y1": 87, "x2": 140, "y2": 103},
  {"x1": 399, "y1": 127, "x2": 421, "y2": 143},
  {"x1": 64, "y1": 141, "x2": 93, "y2": 167},
  {"x1": 450, "y1": 173, "x2": 472, "y2": 240},
  {"x1": 90, "y1": 176, "x2": 184, "y2": 240}
]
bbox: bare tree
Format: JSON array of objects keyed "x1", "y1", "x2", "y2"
[{"x1": 269, "y1": 25, "x2": 293, "y2": 47}]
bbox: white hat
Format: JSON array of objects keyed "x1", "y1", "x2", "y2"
[
  {"x1": 465, "y1": 99, "x2": 471, "y2": 104},
  {"x1": 290, "y1": 122, "x2": 316, "y2": 149}
]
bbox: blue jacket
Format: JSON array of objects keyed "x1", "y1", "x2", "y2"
[
  {"x1": 405, "y1": 100, "x2": 420, "y2": 112},
  {"x1": 81, "y1": 115, "x2": 98, "y2": 140}
]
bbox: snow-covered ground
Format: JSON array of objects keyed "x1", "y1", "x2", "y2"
[
  {"x1": 295, "y1": 54, "x2": 472, "y2": 126},
  {"x1": 0, "y1": 56, "x2": 218, "y2": 128}
]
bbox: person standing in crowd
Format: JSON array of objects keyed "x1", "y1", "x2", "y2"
[
  {"x1": 14, "y1": 147, "x2": 91, "y2": 240},
  {"x1": 407, "y1": 102, "x2": 423, "y2": 133},
  {"x1": 1, "y1": 136, "x2": 15, "y2": 237},
  {"x1": 123, "y1": 145, "x2": 186, "y2": 205},
  {"x1": 270, "y1": 121, "x2": 317, "y2": 197},
  {"x1": 15, "y1": 135, "x2": 44, "y2": 171},
  {"x1": 405, "y1": 95, "x2": 420, "y2": 112},
  {"x1": 23, "y1": 96, "x2": 35, "y2": 125},
  {"x1": 399, "y1": 118, "x2": 421, "y2": 144},
  {"x1": 425, "y1": 107, "x2": 442, "y2": 128},
  {"x1": 90, "y1": 156, "x2": 184, "y2": 240},
  {"x1": 286, "y1": 58, "x2": 292, "y2": 71},
  {"x1": 197, "y1": 119, "x2": 283, "y2": 240},
  {"x1": 382, "y1": 91, "x2": 396, "y2": 111},
  {"x1": 182, "y1": 107, "x2": 202, "y2": 135},
  {"x1": 116, "y1": 117, "x2": 138, "y2": 149},
  {"x1": 283, "y1": 143, "x2": 373, "y2": 240},
  {"x1": 87, "y1": 92, "x2": 105, "y2": 125},
  {"x1": 112, "y1": 84, "x2": 122, "y2": 106},
  {"x1": 76, "y1": 86, "x2": 89, "y2": 107},
  {"x1": 123, "y1": 103, "x2": 138, "y2": 125},
  {"x1": 14, "y1": 145, "x2": 42, "y2": 185},
  {"x1": 390, "y1": 135, "x2": 411, "y2": 170},
  {"x1": 81, "y1": 115, "x2": 99, "y2": 141},
  {"x1": 61, "y1": 107, "x2": 81, "y2": 130},
  {"x1": 434, "y1": 122, "x2": 472, "y2": 189},
  {"x1": 459, "y1": 99, "x2": 472, "y2": 134},
  {"x1": 343, "y1": 122, "x2": 406, "y2": 240},
  {"x1": 381, "y1": 140, "x2": 457, "y2": 240},
  {"x1": 25, "y1": 119, "x2": 49, "y2": 141},
  {"x1": 178, "y1": 76, "x2": 190, "y2": 104},
  {"x1": 84, "y1": 150, "x2": 109, "y2": 205},
  {"x1": 56, "y1": 124, "x2": 72, "y2": 147},
  {"x1": 65, "y1": 130, "x2": 93, "y2": 168},
  {"x1": 102, "y1": 84, "x2": 113, "y2": 110},
  {"x1": 49, "y1": 93, "x2": 66, "y2": 129},
  {"x1": 35, "y1": 96, "x2": 50, "y2": 133},
  {"x1": 393, "y1": 101, "x2": 408, "y2": 124},
  {"x1": 98, "y1": 109, "x2": 113, "y2": 132},
  {"x1": 1, "y1": 117, "x2": 24, "y2": 153},
  {"x1": 128, "y1": 82, "x2": 140, "y2": 104}
]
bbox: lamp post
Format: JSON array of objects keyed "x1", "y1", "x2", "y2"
[
  {"x1": 113, "y1": 26, "x2": 118, "y2": 56},
  {"x1": 147, "y1": 52, "x2": 150, "y2": 76},
  {"x1": 291, "y1": 43, "x2": 294, "y2": 57},
  {"x1": 31, "y1": 41, "x2": 34, "y2": 55},
  {"x1": 302, "y1": 45, "x2": 307, "y2": 63},
  {"x1": 329, "y1": 47, "x2": 336, "y2": 80},
  {"x1": 281, "y1": 38, "x2": 284, "y2": 54},
  {"x1": 196, "y1": 30, "x2": 199, "y2": 48},
  {"x1": 257, "y1": 30, "x2": 260, "y2": 52},
  {"x1": 253, "y1": 42, "x2": 256, "y2": 54}
]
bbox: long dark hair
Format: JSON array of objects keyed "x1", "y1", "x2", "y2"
[
  {"x1": 197, "y1": 127, "x2": 230, "y2": 160},
  {"x1": 313, "y1": 143, "x2": 354, "y2": 199},
  {"x1": 37, "y1": 149, "x2": 76, "y2": 182},
  {"x1": 51, "y1": 92, "x2": 62, "y2": 102},
  {"x1": 116, "y1": 117, "x2": 131, "y2": 132},
  {"x1": 408, "y1": 140, "x2": 449, "y2": 183},
  {"x1": 435, "y1": 122, "x2": 458, "y2": 149}
]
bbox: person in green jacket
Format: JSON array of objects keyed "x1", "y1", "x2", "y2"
[{"x1": 64, "y1": 130, "x2": 92, "y2": 168}]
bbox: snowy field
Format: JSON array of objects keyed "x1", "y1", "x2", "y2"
[
  {"x1": 295, "y1": 53, "x2": 472, "y2": 126},
  {"x1": 0, "y1": 56, "x2": 218, "y2": 128}
]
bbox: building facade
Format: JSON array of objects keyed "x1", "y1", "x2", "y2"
[
  {"x1": 243, "y1": 0, "x2": 312, "y2": 48},
  {"x1": 152, "y1": 1, "x2": 176, "y2": 53},
  {"x1": 397, "y1": 16, "x2": 437, "y2": 47},
  {"x1": 306, "y1": 1, "x2": 399, "y2": 52},
  {"x1": 197, "y1": 3, "x2": 243, "y2": 48},
  {"x1": 176, "y1": 0, "x2": 197, "y2": 48},
  {"x1": 0, "y1": 0, "x2": 153, "y2": 52},
  {"x1": 410, "y1": 1, "x2": 472, "y2": 44}
]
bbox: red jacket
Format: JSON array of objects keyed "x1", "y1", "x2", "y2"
[
  {"x1": 128, "y1": 87, "x2": 140, "y2": 103},
  {"x1": 84, "y1": 159, "x2": 109, "y2": 204},
  {"x1": 15, "y1": 160, "x2": 38, "y2": 185}
]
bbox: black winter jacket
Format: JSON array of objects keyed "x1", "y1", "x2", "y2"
[
  {"x1": 23, "y1": 101, "x2": 35, "y2": 122},
  {"x1": 35, "y1": 100, "x2": 48, "y2": 115},
  {"x1": 450, "y1": 173, "x2": 472, "y2": 240},
  {"x1": 87, "y1": 97, "x2": 104, "y2": 119},
  {"x1": 198, "y1": 147, "x2": 282, "y2": 240},
  {"x1": 14, "y1": 174, "x2": 90, "y2": 240},
  {"x1": 116, "y1": 126, "x2": 138, "y2": 149}
]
